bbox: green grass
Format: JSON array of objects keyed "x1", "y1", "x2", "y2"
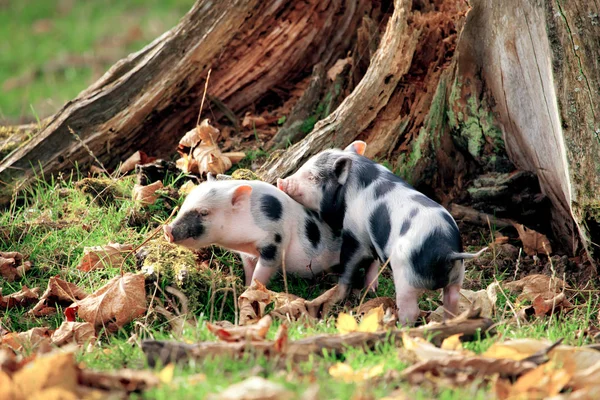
[{"x1": 0, "y1": 0, "x2": 195, "y2": 123}]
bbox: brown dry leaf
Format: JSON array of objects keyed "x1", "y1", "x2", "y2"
[
  {"x1": 273, "y1": 324, "x2": 288, "y2": 353},
  {"x1": 242, "y1": 114, "x2": 268, "y2": 128},
  {"x1": 440, "y1": 334, "x2": 463, "y2": 351},
  {"x1": 402, "y1": 355, "x2": 537, "y2": 386},
  {"x1": 1, "y1": 327, "x2": 52, "y2": 353},
  {"x1": 401, "y1": 333, "x2": 470, "y2": 362},
  {"x1": 176, "y1": 119, "x2": 243, "y2": 176},
  {"x1": 305, "y1": 285, "x2": 341, "y2": 319},
  {"x1": 532, "y1": 292, "x2": 572, "y2": 316},
  {"x1": 505, "y1": 274, "x2": 572, "y2": 315},
  {"x1": 132, "y1": 181, "x2": 164, "y2": 205},
  {"x1": 209, "y1": 376, "x2": 291, "y2": 400},
  {"x1": 0, "y1": 369, "x2": 24, "y2": 400},
  {"x1": 430, "y1": 283, "x2": 498, "y2": 322},
  {"x1": 0, "y1": 286, "x2": 40, "y2": 309},
  {"x1": 483, "y1": 338, "x2": 551, "y2": 361},
  {"x1": 74, "y1": 272, "x2": 146, "y2": 330},
  {"x1": 270, "y1": 292, "x2": 311, "y2": 322},
  {"x1": 118, "y1": 150, "x2": 155, "y2": 174},
  {"x1": 355, "y1": 297, "x2": 396, "y2": 316},
  {"x1": 327, "y1": 57, "x2": 352, "y2": 81},
  {"x1": 238, "y1": 280, "x2": 272, "y2": 325},
  {"x1": 0, "y1": 252, "x2": 32, "y2": 282},
  {"x1": 51, "y1": 321, "x2": 96, "y2": 347},
  {"x1": 78, "y1": 368, "x2": 160, "y2": 392},
  {"x1": 206, "y1": 315, "x2": 272, "y2": 342},
  {"x1": 13, "y1": 352, "x2": 78, "y2": 397},
  {"x1": 30, "y1": 276, "x2": 88, "y2": 317},
  {"x1": 496, "y1": 359, "x2": 574, "y2": 400},
  {"x1": 77, "y1": 243, "x2": 134, "y2": 272},
  {"x1": 511, "y1": 222, "x2": 552, "y2": 255},
  {"x1": 178, "y1": 180, "x2": 197, "y2": 196}
]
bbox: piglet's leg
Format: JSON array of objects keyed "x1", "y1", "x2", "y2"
[
  {"x1": 240, "y1": 254, "x2": 258, "y2": 286},
  {"x1": 393, "y1": 270, "x2": 423, "y2": 326},
  {"x1": 251, "y1": 258, "x2": 279, "y2": 287},
  {"x1": 365, "y1": 260, "x2": 381, "y2": 293},
  {"x1": 442, "y1": 283, "x2": 461, "y2": 321}
]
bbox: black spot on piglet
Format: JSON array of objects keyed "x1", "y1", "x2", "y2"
[
  {"x1": 260, "y1": 195, "x2": 283, "y2": 221},
  {"x1": 370, "y1": 203, "x2": 391, "y2": 254},
  {"x1": 357, "y1": 162, "x2": 380, "y2": 187},
  {"x1": 305, "y1": 219, "x2": 321, "y2": 248},
  {"x1": 399, "y1": 219, "x2": 411, "y2": 236},
  {"x1": 274, "y1": 233, "x2": 282, "y2": 243},
  {"x1": 374, "y1": 180, "x2": 395, "y2": 198},
  {"x1": 171, "y1": 211, "x2": 205, "y2": 241},
  {"x1": 260, "y1": 244, "x2": 278, "y2": 261}
]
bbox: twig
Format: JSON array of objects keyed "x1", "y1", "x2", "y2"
[
  {"x1": 196, "y1": 69, "x2": 212, "y2": 127},
  {"x1": 281, "y1": 249, "x2": 289, "y2": 296},
  {"x1": 68, "y1": 126, "x2": 110, "y2": 176}
]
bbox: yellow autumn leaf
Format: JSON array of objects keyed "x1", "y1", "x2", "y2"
[
  {"x1": 329, "y1": 362, "x2": 384, "y2": 383},
  {"x1": 483, "y1": 339, "x2": 549, "y2": 361},
  {"x1": 337, "y1": 313, "x2": 358, "y2": 335},
  {"x1": 441, "y1": 334, "x2": 463, "y2": 351},
  {"x1": 357, "y1": 305, "x2": 383, "y2": 333},
  {"x1": 159, "y1": 363, "x2": 175, "y2": 384}
]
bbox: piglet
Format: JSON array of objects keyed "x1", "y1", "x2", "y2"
[
  {"x1": 164, "y1": 175, "x2": 342, "y2": 287},
  {"x1": 277, "y1": 141, "x2": 487, "y2": 324}
]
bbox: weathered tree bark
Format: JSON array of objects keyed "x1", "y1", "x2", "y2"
[
  {"x1": 0, "y1": 0, "x2": 373, "y2": 201},
  {"x1": 1, "y1": 0, "x2": 598, "y2": 263}
]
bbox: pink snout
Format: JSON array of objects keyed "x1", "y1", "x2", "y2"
[
  {"x1": 277, "y1": 177, "x2": 300, "y2": 199},
  {"x1": 276, "y1": 178, "x2": 288, "y2": 193},
  {"x1": 163, "y1": 225, "x2": 174, "y2": 243}
]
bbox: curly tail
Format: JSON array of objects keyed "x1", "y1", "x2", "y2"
[{"x1": 447, "y1": 247, "x2": 488, "y2": 261}]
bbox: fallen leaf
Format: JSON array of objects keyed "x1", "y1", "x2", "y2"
[
  {"x1": 0, "y1": 286, "x2": 40, "y2": 309},
  {"x1": 327, "y1": 57, "x2": 352, "y2": 81},
  {"x1": 483, "y1": 339, "x2": 549, "y2": 361},
  {"x1": 273, "y1": 324, "x2": 288, "y2": 353},
  {"x1": 401, "y1": 333, "x2": 468, "y2": 362},
  {"x1": 210, "y1": 376, "x2": 291, "y2": 400},
  {"x1": 305, "y1": 285, "x2": 341, "y2": 319},
  {"x1": 158, "y1": 363, "x2": 175, "y2": 384},
  {"x1": 132, "y1": 181, "x2": 164, "y2": 205},
  {"x1": 238, "y1": 280, "x2": 272, "y2": 325},
  {"x1": 242, "y1": 114, "x2": 268, "y2": 128},
  {"x1": 73, "y1": 273, "x2": 146, "y2": 330},
  {"x1": 206, "y1": 315, "x2": 272, "y2": 342},
  {"x1": 441, "y1": 334, "x2": 463, "y2": 351},
  {"x1": 505, "y1": 274, "x2": 572, "y2": 315},
  {"x1": 13, "y1": 352, "x2": 78, "y2": 397},
  {"x1": 270, "y1": 292, "x2": 311, "y2": 322},
  {"x1": 51, "y1": 321, "x2": 96, "y2": 347},
  {"x1": 1, "y1": 327, "x2": 52, "y2": 353},
  {"x1": 77, "y1": 243, "x2": 134, "y2": 272},
  {"x1": 118, "y1": 150, "x2": 155, "y2": 174},
  {"x1": 176, "y1": 119, "x2": 243, "y2": 176},
  {"x1": 30, "y1": 276, "x2": 88, "y2": 317},
  {"x1": 336, "y1": 313, "x2": 358, "y2": 335},
  {"x1": 403, "y1": 356, "x2": 537, "y2": 386},
  {"x1": 0, "y1": 252, "x2": 32, "y2": 282},
  {"x1": 0, "y1": 369, "x2": 23, "y2": 399},
  {"x1": 329, "y1": 362, "x2": 384, "y2": 383},
  {"x1": 511, "y1": 222, "x2": 552, "y2": 255},
  {"x1": 78, "y1": 368, "x2": 160, "y2": 392},
  {"x1": 355, "y1": 297, "x2": 396, "y2": 316},
  {"x1": 178, "y1": 180, "x2": 197, "y2": 196},
  {"x1": 430, "y1": 282, "x2": 498, "y2": 322},
  {"x1": 496, "y1": 359, "x2": 574, "y2": 399}
]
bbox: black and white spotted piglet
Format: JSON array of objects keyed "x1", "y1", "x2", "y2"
[
  {"x1": 163, "y1": 175, "x2": 341, "y2": 287},
  {"x1": 277, "y1": 141, "x2": 486, "y2": 324}
]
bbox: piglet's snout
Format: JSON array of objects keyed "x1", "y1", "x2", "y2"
[
  {"x1": 277, "y1": 178, "x2": 300, "y2": 199},
  {"x1": 163, "y1": 225, "x2": 175, "y2": 243}
]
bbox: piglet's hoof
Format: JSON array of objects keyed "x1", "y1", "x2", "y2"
[{"x1": 163, "y1": 225, "x2": 174, "y2": 243}]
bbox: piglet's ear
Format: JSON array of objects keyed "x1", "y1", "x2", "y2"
[
  {"x1": 344, "y1": 140, "x2": 367, "y2": 156},
  {"x1": 333, "y1": 156, "x2": 352, "y2": 185},
  {"x1": 231, "y1": 184, "x2": 253, "y2": 207}
]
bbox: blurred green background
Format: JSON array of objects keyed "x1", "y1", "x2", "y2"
[{"x1": 0, "y1": 0, "x2": 195, "y2": 125}]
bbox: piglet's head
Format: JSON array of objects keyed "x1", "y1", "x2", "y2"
[
  {"x1": 277, "y1": 141, "x2": 367, "y2": 211},
  {"x1": 164, "y1": 176, "x2": 253, "y2": 250}
]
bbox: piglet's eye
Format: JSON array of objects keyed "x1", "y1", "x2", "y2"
[
  {"x1": 200, "y1": 209, "x2": 210, "y2": 217},
  {"x1": 308, "y1": 173, "x2": 317, "y2": 182}
]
